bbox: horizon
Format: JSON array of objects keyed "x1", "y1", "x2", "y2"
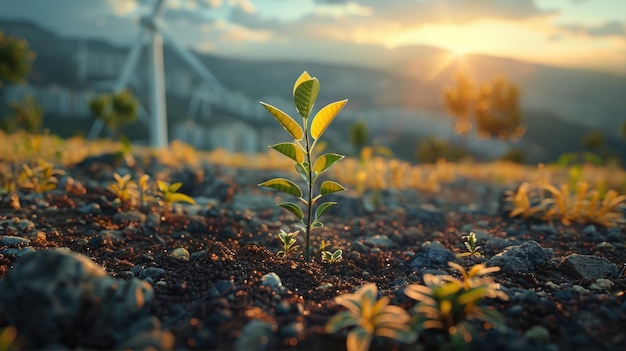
[{"x1": 0, "y1": 0, "x2": 624, "y2": 77}]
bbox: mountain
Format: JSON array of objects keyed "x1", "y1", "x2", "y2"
[{"x1": 1, "y1": 20, "x2": 624, "y2": 164}]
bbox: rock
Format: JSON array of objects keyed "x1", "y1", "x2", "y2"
[
  {"x1": 524, "y1": 325, "x2": 551, "y2": 344},
  {"x1": 589, "y1": 278, "x2": 613, "y2": 292},
  {"x1": 171, "y1": 247, "x2": 190, "y2": 261},
  {"x1": 405, "y1": 204, "x2": 445, "y2": 226},
  {"x1": 487, "y1": 241, "x2": 553, "y2": 272},
  {"x1": 138, "y1": 266, "x2": 167, "y2": 281},
  {"x1": 0, "y1": 235, "x2": 31, "y2": 246},
  {"x1": 350, "y1": 241, "x2": 369, "y2": 254},
  {"x1": 363, "y1": 235, "x2": 395, "y2": 249},
  {"x1": 408, "y1": 241, "x2": 456, "y2": 268},
  {"x1": 0, "y1": 248, "x2": 172, "y2": 350},
  {"x1": 325, "y1": 193, "x2": 366, "y2": 218},
  {"x1": 231, "y1": 193, "x2": 276, "y2": 212},
  {"x1": 557, "y1": 254, "x2": 618, "y2": 279},
  {"x1": 261, "y1": 272, "x2": 284, "y2": 292},
  {"x1": 77, "y1": 202, "x2": 101, "y2": 215},
  {"x1": 234, "y1": 320, "x2": 277, "y2": 351},
  {"x1": 113, "y1": 210, "x2": 146, "y2": 224}
]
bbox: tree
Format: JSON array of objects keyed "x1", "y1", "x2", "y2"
[
  {"x1": 415, "y1": 136, "x2": 466, "y2": 163},
  {"x1": 442, "y1": 72, "x2": 474, "y2": 136},
  {"x1": 0, "y1": 32, "x2": 35, "y2": 88},
  {"x1": 89, "y1": 90, "x2": 139, "y2": 138},
  {"x1": 349, "y1": 120, "x2": 368, "y2": 152},
  {"x1": 10, "y1": 95, "x2": 43, "y2": 133},
  {"x1": 580, "y1": 130, "x2": 604, "y2": 151},
  {"x1": 443, "y1": 72, "x2": 526, "y2": 141}
]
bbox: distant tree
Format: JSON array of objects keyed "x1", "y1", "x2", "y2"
[
  {"x1": 621, "y1": 121, "x2": 626, "y2": 141},
  {"x1": 7, "y1": 95, "x2": 44, "y2": 133},
  {"x1": 89, "y1": 90, "x2": 139, "y2": 138},
  {"x1": 415, "y1": 136, "x2": 466, "y2": 163},
  {"x1": 443, "y1": 72, "x2": 525, "y2": 142},
  {"x1": 0, "y1": 32, "x2": 35, "y2": 88},
  {"x1": 500, "y1": 148, "x2": 525, "y2": 164},
  {"x1": 442, "y1": 72, "x2": 474, "y2": 137},
  {"x1": 349, "y1": 120, "x2": 368, "y2": 152},
  {"x1": 580, "y1": 130, "x2": 604, "y2": 150}
]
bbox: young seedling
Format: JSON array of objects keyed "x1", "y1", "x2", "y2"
[
  {"x1": 405, "y1": 262, "x2": 508, "y2": 345},
  {"x1": 456, "y1": 232, "x2": 483, "y2": 258},
  {"x1": 326, "y1": 283, "x2": 416, "y2": 351},
  {"x1": 156, "y1": 180, "x2": 195, "y2": 214},
  {"x1": 106, "y1": 173, "x2": 139, "y2": 208},
  {"x1": 276, "y1": 230, "x2": 300, "y2": 259},
  {"x1": 321, "y1": 248, "x2": 343, "y2": 264},
  {"x1": 258, "y1": 71, "x2": 348, "y2": 261},
  {"x1": 320, "y1": 240, "x2": 343, "y2": 263}
]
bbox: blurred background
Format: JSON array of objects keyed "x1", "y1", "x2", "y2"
[{"x1": 0, "y1": 0, "x2": 624, "y2": 165}]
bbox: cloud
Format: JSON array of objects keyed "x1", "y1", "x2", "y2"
[{"x1": 559, "y1": 20, "x2": 625, "y2": 37}]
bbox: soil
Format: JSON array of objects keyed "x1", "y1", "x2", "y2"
[{"x1": 0, "y1": 159, "x2": 625, "y2": 351}]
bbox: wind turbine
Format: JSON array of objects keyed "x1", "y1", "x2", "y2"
[{"x1": 87, "y1": 0, "x2": 226, "y2": 148}]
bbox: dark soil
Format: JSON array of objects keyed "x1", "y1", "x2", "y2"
[{"x1": 0, "y1": 158, "x2": 625, "y2": 351}]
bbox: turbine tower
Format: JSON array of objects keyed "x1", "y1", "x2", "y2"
[{"x1": 87, "y1": 0, "x2": 225, "y2": 148}]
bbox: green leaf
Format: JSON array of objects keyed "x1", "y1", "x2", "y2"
[
  {"x1": 313, "y1": 153, "x2": 344, "y2": 174},
  {"x1": 311, "y1": 221, "x2": 324, "y2": 229},
  {"x1": 260, "y1": 102, "x2": 304, "y2": 140},
  {"x1": 315, "y1": 201, "x2": 337, "y2": 220},
  {"x1": 270, "y1": 142, "x2": 304, "y2": 163},
  {"x1": 320, "y1": 180, "x2": 346, "y2": 196},
  {"x1": 278, "y1": 202, "x2": 304, "y2": 220},
  {"x1": 295, "y1": 162, "x2": 309, "y2": 183},
  {"x1": 293, "y1": 72, "x2": 320, "y2": 119},
  {"x1": 259, "y1": 178, "x2": 303, "y2": 198},
  {"x1": 325, "y1": 311, "x2": 358, "y2": 333},
  {"x1": 311, "y1": 99, "x2": 348, "y2": 139}
]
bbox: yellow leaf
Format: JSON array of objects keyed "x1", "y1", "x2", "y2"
[{"x1": 311, "y1": 99, "x2": 348, "y2": 139}]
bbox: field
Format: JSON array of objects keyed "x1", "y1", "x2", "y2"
[{"x1": 0, "y1": 131, "x2": 625, "y2": 351}]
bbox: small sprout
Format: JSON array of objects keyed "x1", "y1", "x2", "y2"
[
  {"x1": 320, "y1": 240, "x2": 342, "y2": 264},
  {"x1": 326, "y1": 283, "x2": 416, "y2": 351},
  {"x1": 405, "y1": 262, "x2": 508, "y2": 343},
  {"x1": 17, "y1": 159, "x2": 65, "y2": 193},
  {"x1": 106, "y1": 173, "x2": 138, "y2": 208},
  {"x1": 258, "y1": 71, "x2": 348, "y2": 261},
  {"x1": 137, "y1": 174, "x2": 155, "y2": 210},
  {"x1": 277, "y1": 230, "x2": 300, "y2": 259},
  {"x1": 319, "y1": 239, "x2": 332, "y2": 252},
  {"x1": 321, "y1": 248, "x2": 343, "y2": 264},
  {"x1": 171, "y1": 247, "x2": 190, "y2": 261},
  {"x1": 157, "y1": 180, "x2": 195, "y2": 213},
  {"x1": 456, "y1": 232, "x2": 483, "y2": 258},
  {"x1": 506, "y1": 180, "x2": 626, "y2": 227}
]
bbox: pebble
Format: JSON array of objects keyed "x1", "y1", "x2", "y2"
[
  {"x1": 260, "y1": 272, "x2": 284, "y2": 293},
  {"x1": 0, "y1": 235, "x2": 31, "y2": 246},
  {"x1": 138, "y1": 267, "x2": 167, "y2": 281},
  {"x1": 77, "y1": 203, "x2": 101, "y2": 215},
  {"x1": 171, "y1": 248, "x2": 190, "y2": 261},
  {"x1": 588, "y1": 278, "x2": 613, "y2": 292},
  {"x1": 350, "y1": 241, "x2": 369, "y2": 254},
  {"x1": 234, "y1": 320, "x2": 277, "y2": 351},
  {"x1": 364, "y1": 235, "x2": 394, "y2": 249}
]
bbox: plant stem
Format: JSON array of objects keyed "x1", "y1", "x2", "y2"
[{"x1": 304, "y1": 118, "x2": 313, "y2": 261}]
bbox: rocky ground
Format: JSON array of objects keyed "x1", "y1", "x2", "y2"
[{"x1": 0, "y1": 154, "x2": 625, "y2": 351}]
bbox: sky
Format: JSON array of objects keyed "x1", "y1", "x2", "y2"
[{"x1": 0, "y1": 0, "x2": 624, "y2": 75}]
